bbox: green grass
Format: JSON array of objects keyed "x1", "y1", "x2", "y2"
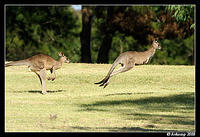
[{"x1": 5, "y1": 63, "x2": 195, "y2": 132}]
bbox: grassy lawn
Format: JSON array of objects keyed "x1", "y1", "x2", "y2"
[{"x1": 5, "y1": 63, "x2": 195, "y2": 132}]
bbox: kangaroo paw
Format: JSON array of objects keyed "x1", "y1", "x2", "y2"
[
  {"x1": 99, "y1": 81, "x2": 109, "y2": 88},
  {"x1": 95, "y1": 80, "x2": 103, "y2": 84},
  {"x1": 99, "y1": 78, "x2": 109, "y2": 87},
  {"x1": 103, "y1": 83, "x2": 108, "y2": 88},
  {"x1": 99, "y1": 83, "x2": 105, "y2": 87},
  {"x1": 42, "y1": 91, "x2": 47, "y2": 95},
  {"x1": 95, "y1": 77, "x2": 109, "y2": 85},
  {"x1": 103, "y1": 80, "x2": 110, "y2": 88},
  {"x1": 48, "y1": 77, "x2": 55, "y2": 81}
]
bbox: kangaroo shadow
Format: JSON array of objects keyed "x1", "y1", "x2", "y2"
[
  {"x1": 28, "y1": 90, "x2": 64, "y2": 94},
  {"x1": 105, "y1": 92, "x2": 154, "y2": 96}
]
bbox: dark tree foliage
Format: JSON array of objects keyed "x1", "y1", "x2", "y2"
[
  {"x1": 96, "y1": 6, "x2": 118, "y2": 63},
  {"x1": 6, "y1": 5, "x2": 194, "y2": 65},
  {"x1": 6, "y1": 6, "x2": 81, "y2": 61},
  {"x1": 91, "y1": 6, "x2": 194, "y2": 64}
]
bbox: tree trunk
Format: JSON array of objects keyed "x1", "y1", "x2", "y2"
[
  {"x1": 80, "y1": 6, "x2": 93, "y2": 63},
  {"x1": 97, "y1": 7, "x2": 114, "y2": 63},
  {"x1": 97, "y1": 33, "x2": 113, "y2": 63}
]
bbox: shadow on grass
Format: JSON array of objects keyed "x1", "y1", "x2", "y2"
[
  {"x1": 13, "y1": 90, "x2": 65, "y2": 94},
  {"x1": 28, "y1": 90, "x2": 64, "y2": 94},
  {"x1": 79, "y1": 92, "x2": 195, "y2": 131},
  {"x1": 80, "y1": 92, "x2": 194, "y2": 111},
  {"x1": 70, "y1": 126, "x2": 175, "y2": 132},
  {"x1": 127, "y1": 113, "x2": 194, "y2": 126},
  {"x1": 39, "y1": 124, "x2": 173, "y2": 132},
  {"x1": 105, "y1": 92, "x2": 154, "y2": 96}
]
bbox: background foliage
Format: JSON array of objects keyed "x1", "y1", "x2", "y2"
[
  {"x1": 6, "y1": 5, "x2": 194, "y2": 65},
  {"x1": 6, "y1": 6, "x2": 81, "y2": 62}
]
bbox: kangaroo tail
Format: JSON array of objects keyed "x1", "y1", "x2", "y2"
[
  {"x1": 5, "y1": 59, "x2": 30, "y2": 67},
  {"x1": 95, "y1": 58, "x2": 120, "y2": 86}
]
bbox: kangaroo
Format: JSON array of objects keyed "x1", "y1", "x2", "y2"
[
  {"x1": 5, "y1": 52, "x2": 70, "y2": 94},
  {"x1": 95, "y1": 40, "x2": 161, "y2": 88}
]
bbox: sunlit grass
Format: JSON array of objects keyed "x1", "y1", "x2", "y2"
[{"x1": 5, "y1": 63, "x2": 195, "y2": 132}]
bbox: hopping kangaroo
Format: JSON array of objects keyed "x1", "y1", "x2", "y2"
[
  {"x1": 5, "y1": 52, "x2": 70, "y2": 94},
  {"x1": 95, "y1": 40, "x2": 161, "y2": 88}
]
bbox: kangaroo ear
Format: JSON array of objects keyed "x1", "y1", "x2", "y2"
[{"x1": 58, "y1": 52, "x2": 63, "y2": 56}]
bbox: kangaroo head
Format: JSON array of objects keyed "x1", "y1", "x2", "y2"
[
  {"x1": 152, "y1": 40, "x2": 161, "y2": 50},
  {"x1": 58, "y1": 52, "x2": 70, "y2": 63}
]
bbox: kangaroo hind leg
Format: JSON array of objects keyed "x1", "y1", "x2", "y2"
[
  {"x1": 110, "y1": 60, "x2": 135, "y2": 80},
  {"x1": 99, "y1": 64, "x2": 127, "y2": 88},
  {"x1": 35, "y1": 71, "x2": 42, "y2": 85},
  {"x1": 99, "y1": 78, "x2": 110, "y2": 88},
  {"x1": 95, "y1": 62, "x2": 119, "y2": 85},
  {"x1": 35, "y1": 68, "x2": 47, "y2": 94},
  {"x1": 99, "y1": 63, "x2": 124, "y2": 88}
]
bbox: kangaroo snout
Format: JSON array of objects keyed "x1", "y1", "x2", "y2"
[{"x1": 158, "y1": 45, "x2": 162, "y2": 50}]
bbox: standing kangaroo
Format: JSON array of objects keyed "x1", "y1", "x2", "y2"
[
  {"x1": 5, "y1": 52, "x2": 70, "y2": 94},
  {"x1": 95, "y1": 40, "x2": 161, "y2": 88}
]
